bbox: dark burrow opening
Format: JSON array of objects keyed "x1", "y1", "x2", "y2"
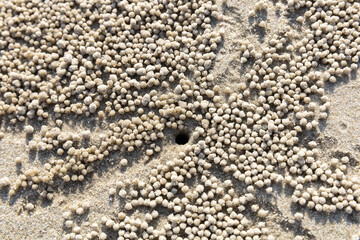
[{"x1": 175, "y1": 131, "x2": 190, "y2": 145}]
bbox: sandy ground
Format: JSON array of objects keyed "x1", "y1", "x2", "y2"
[{"x1": 1, "y1": 0, "x2": 360, "y2": 239}]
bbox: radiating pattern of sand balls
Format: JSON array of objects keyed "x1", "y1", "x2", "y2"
[
  {"x1": 0, "y1": 0, "x2": 360, "y2": 239},
  {"x1": 0, "y1": 0, "x2": 222, "y2": 195}
]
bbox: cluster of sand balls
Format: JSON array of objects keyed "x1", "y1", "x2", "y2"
[
  {"x1": 0, "y1": 0, "x2": 220, "y2": 123},
  {"x1": 60, "y1": 0, "x2": 360, "y2": 239},
  {"x1": 1, "y1": 0, "x2": 222, "y2": 197},
  {"x1": 1, "y1": 0, "x2": 360, "y2": 239}
]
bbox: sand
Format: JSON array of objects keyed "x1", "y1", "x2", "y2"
[{"x1": 1, "y1": 0, "x2": 360, "y2": 239}]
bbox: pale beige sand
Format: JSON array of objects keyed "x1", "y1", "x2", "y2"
[{"x1": 1, "y1": 0, "x2": 360, "y2": 239}]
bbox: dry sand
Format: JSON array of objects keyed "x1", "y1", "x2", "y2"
[{"x1": 1, "y1": 0, "x2": 360, "y2": 239}]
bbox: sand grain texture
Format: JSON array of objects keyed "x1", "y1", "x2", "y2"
[{"x1": 1, "y1": 0, "x2": 360, "y2": 239}]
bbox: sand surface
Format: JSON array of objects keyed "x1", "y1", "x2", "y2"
[{"x1": 1, "y1": 0, "x2": 360, "y2": 239}]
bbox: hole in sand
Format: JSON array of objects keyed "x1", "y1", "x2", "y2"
[{"x1": 175, "y1": 131, "x2": 190, "y2": 145}]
